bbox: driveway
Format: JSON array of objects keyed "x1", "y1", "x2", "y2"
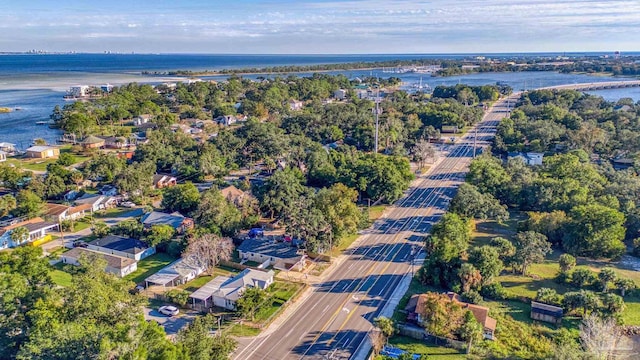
[{"x1": 143, "y1": 306, "x2": 197, "y2": 336}]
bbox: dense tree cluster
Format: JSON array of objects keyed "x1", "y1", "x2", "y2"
[{"x1": 0, "y1": 247, "x2": 234, "y2": 360}]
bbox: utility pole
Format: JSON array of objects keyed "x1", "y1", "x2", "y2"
[
  {"x1": 472, "y1": 125, "x2": 478, "y2": 158},
  {"x1": 374, "y1": 87, "x2": 380, "y2": 154}
]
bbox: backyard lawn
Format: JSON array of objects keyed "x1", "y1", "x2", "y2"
[
  {"x1": 388, "y1": 336, "x2": 466, "y2": 359},
  {"x1": 124, "y1": 252, "x2": 176, "y2": 284},
  {"x1": 50, "y1": 268, "x2": 73, "y2": 287}
]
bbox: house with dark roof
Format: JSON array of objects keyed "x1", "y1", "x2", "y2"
[
  {"x1": 61, "y1": 247, "x2": 137, "y2": 277},
  {"x1": 405, "y1": 292, "x2": 497, "y2": 340},
  {"x1": 531, "y1": 301, "x2": 563, "y2": 325},
  {"x1": 0, "y1": 217, "x2": 59, "y2": 249},
  {"x1": 81, "y1": 135, "x2": 105, "y2": 149},
  {"x1": 141, "y1": 211, "x2": 194, "y2": 234},
  {"x1": 237, "y1": 238, "x2": 306, "y2": 271},
  {"x1": 612, "y1": 158, "x2": 635, "y2": 171},
  {"x1": 189, "y1": 269, "x2": 274, "y2": 310},
  {"x1": 87, "y1": 235, "x2": 156, "y2": 261}
]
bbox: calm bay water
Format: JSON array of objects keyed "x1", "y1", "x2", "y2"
[{"x1": 0, "y1": 53, "x2": 638, "y2": 149}]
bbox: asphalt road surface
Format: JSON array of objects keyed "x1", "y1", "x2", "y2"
[{"x1": 233, "y1": 97, "x2": 514, "y2": 360}]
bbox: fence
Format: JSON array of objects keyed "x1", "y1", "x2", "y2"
[{"x1": 398, "y1": 324, "x2": 467, "y2": 351}]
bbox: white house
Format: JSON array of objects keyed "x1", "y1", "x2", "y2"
[
  {"x1": 61, "y1": 247, "x2": 137, "y2": 277},
  {"x1": 189, "y1": 269, "x2": 274, "y2": 310},
  {"x1": 508, "y1": 152, "x2": 544, "y2": 166},
  {"x1": 0, "y1": 150, "x2": 6, "y2": 162},
  {"x1": 288, "y1": 100, "x2": 304, "y2": 111},
  {"x1": 74, "y1": 194, "x2": 117, "y2": 212},
  {"x1": 0, "y1": 218, "x2": 59, "y2": 249},
  {"x1": 334, "y1": 89, "x2": 347, "y2": 100},
  {"x1": 214, "y1": 115, "x2": 238, "y2": 126},
  {"x1": 144, "y1": 258, "x2": 205, "y2": 288}
]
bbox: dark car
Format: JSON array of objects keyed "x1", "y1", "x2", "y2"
[{"x1": 73, "y1": 241, "x2": 88, "y2": 248}]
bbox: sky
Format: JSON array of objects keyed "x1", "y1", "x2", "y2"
[{"x1": 0, "y1": 0, "x2": 639, "y2": 54}]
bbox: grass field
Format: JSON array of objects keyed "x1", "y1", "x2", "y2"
[
  {"x1": 50, "y1": 268, "x2": 73, "y2": 287},
  {"x1": 7, "y1": 145, "x2": 91, "y2": 171},
  {"x1": 227, "y1": 323, "x2": 261, "y2": 337},
  {"x1": 124, "y1": 252, "x2": 176, "y2": 284},
  {"x1": 472, "y1": 216, "x2": 640, "y2": 325},
  {"x1": 388, "y1": 336, "x2": 466, "y2": 359},
  {"x1": 369, "y1": 205, "x2": 387, "y2": 221}
]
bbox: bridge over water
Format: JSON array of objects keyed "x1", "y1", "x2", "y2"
[{"x1": 540, "y1": 80, "x2": 640, "y2": 91}]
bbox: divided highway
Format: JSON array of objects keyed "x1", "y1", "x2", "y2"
[{"x1": 233, "y1": 97, "x2": 513, "y2": 360}]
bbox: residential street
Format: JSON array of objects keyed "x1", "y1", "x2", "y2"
[{"x1": 231, "y1": 98, "x2": 514, "y2": 360}]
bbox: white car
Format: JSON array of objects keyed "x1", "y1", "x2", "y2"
[
  {"x1": 121, "y1": 201, "x2": 136, "y2": 208},
  {"x1": 158, "y1": 305, "x2": 179, "y2": 317}
]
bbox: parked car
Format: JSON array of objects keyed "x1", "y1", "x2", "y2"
[
  {"x1": 73, "y1": 241, "x2": 88, "y2": 248},
  {"x1": 158, "y1": 305, "x2": 179, "y2": 317},
  {"x1": 129, "y1": 285, "x2": 145, "y2": 294},
  {"x1": 121, "y1": 201, "x2": 136, "y2": 208}
]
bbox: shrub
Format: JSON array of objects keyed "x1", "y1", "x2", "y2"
[
  {"x1": 571, "y1": 268, "x2": 597, "y2": 288},
  {"x1": 480, "y1": 282, "x2": 508, "y2": 300},
  {"x1": 461, "y1": 290, "x2": 483, "y2": 304},
  {"x1": 166, "y1": 289, "x2": 190, "y2": 307},
  {"x1": 57, "y1": 152, "x2": 76, "y2": 166}
]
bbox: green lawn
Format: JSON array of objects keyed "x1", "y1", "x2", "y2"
[
  {"x1": 124, "y1": 253, "x2": 176, "y2": 284},
  {"x1": 388, "y1": 336, "x2": 466, "y2": 359},
  {"x1": 369, "y1": 205, "x2": 387, "y2": 221},
  {"x1": 94, "y1": 207, "x2": 138, "y2": 218},
  {"x1": 472, "y1": 215, "x2": 640, "y2": 325},
  {"x1": 50, "y1": 269, "x2": 73, "y2": 287},
  {"x1": 226, "y1": 323, "x2": 261, "y2": 337},
  {"x1": 7, "y1": 145, "x2": 91, "y2": 171},
  {"x1": 179, "y1": 275, "x2": 214, "y2": 292},
  {"x1": 69, "y1": 220, "x2": 91, "y2": 233}
]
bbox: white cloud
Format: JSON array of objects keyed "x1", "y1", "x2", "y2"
[{"x1": 2, "y1": 0, "x2": 639, "y2": 53}]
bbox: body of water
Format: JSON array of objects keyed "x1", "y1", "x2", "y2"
[{"x1": 0, "y1": 54, "x2": 639, "y2": 149}]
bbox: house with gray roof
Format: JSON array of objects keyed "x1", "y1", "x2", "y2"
[
  {"x1": 189, "y1": 269, "x2": 274, "y2": 310},
  {"x1": 87, "y1": 235, "x2": 156, "y2": 261},
  {"x1": 61, "y1": 247, "x2": 137, "y2": 277},
  {"x1": 144, "y1": 258, "x2": 205, "y2": 287},
  {"x1": 74, "y1": 193, "x2": 117, "y2": 212},
  {"x1": 237, "y1": 238, "x2": 306, "y2": 271},
  {"x1": 141, "y1": 211, "x2": 194, "y2": 233}
]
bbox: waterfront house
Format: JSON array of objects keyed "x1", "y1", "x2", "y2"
[
  {"x1": 0, "y1": 142, "x2": 17, "y2": 153},
  {"x1": 189, "y1": 269, "x2": 274, "y2": 310},
  {"x1": 0, "y1": 150, "x2": 6, "y2": 162},
  {"x1": 237, "y1": 238, "x2": 306, "y2": 271},
  {"x1": 152, "y1": 174, "x2": 177, "y2": 189},
  {"x1": 144, "y1": 258, "x2": 205, "y2": 287},
  {"x1": 141, "y1": 211, "x2": 194, "y2": 233},
  {"x1": 61, "y1": 247, "x2": 137, "y2": 277},
  {"x1": 87, "y1": 235, "x2": 156, "y2": 261},
  {"x1": 0, "y1": 217, "x2": 59, "y2": 249},
  {"x1": 530, "y1": 301, "x2": 563, "y2": 325},
  {"x1": 81, "y1": 135, "x2": 105, "y2": 149},
  {"x1": 103, "y1": 136, "x2": 129, "y2": 149},
  {"x1": 69, "y1": 85, "x2": 90, "y2": 98},
  {"x1": 25, "y1": 145, "x2": 60, "y2": 159}
]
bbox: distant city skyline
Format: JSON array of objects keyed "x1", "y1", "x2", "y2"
[{"x1": 1, "y1": 0, "x2": 638, "y2": 54}]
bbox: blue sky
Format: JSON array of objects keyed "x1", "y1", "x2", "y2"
[{"x1": 0, "y1": 0, "x2": 638, "y2": 53}]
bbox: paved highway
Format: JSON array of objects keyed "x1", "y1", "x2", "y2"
[{"x1": 232, "y1": 97, "x2": 513, "y2": 360}]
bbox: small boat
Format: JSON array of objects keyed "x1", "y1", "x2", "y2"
[{"x1": 36, "y1": 121, "x2": 54, "y2": 125}]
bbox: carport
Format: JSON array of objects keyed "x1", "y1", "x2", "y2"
[{"x1": 188, "y1": 276, "x2": 230, "y2": 308}]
